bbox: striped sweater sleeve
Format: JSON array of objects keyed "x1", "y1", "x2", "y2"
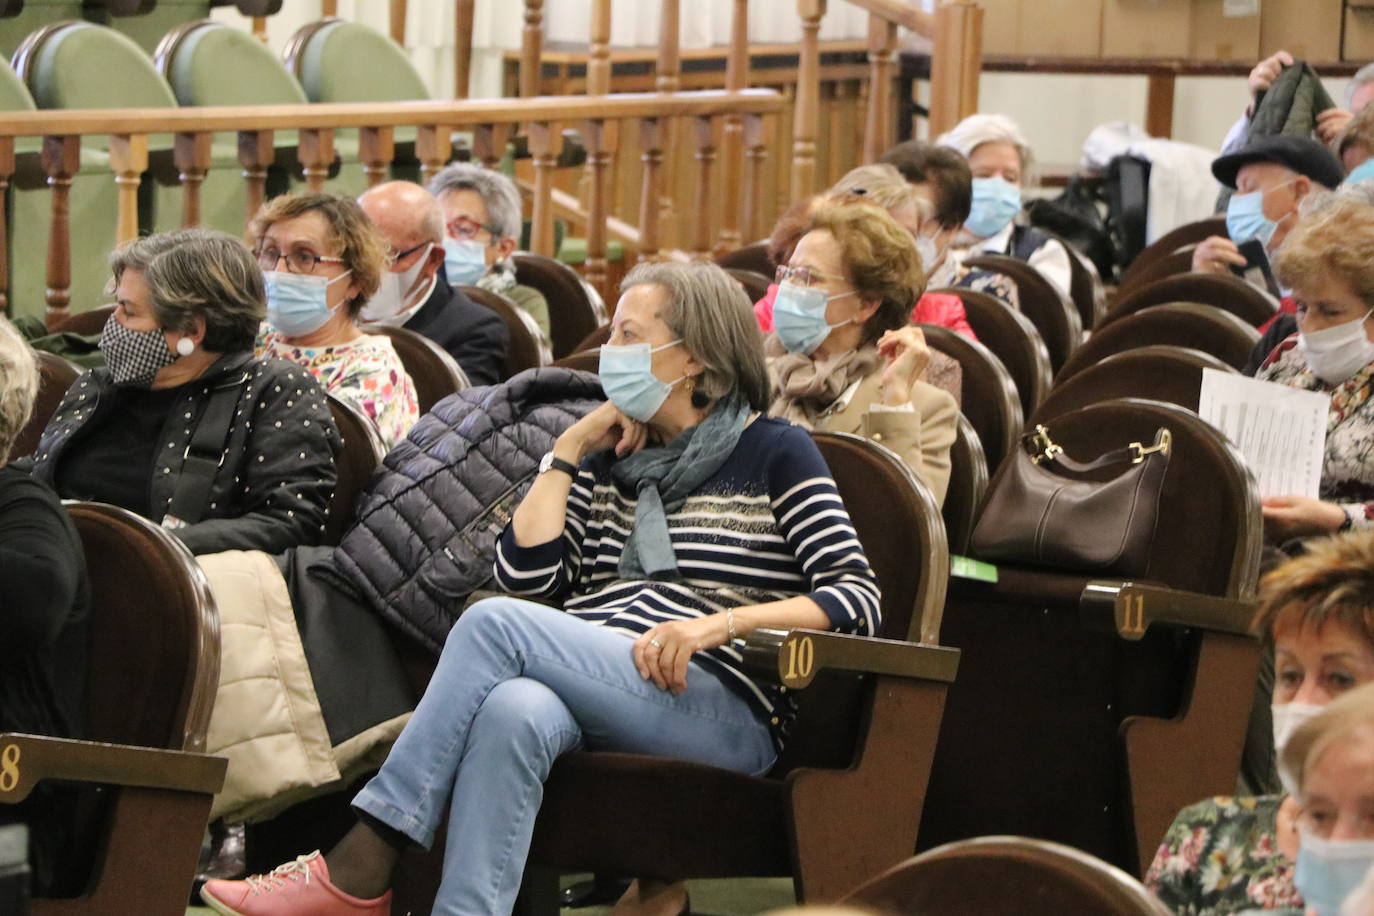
[
  {"x1": 770, "y1": 428, "x2": 883, "y2": 636},
  {"x1": 493, "y1": 466, "x2": 596, "y2": 599}
]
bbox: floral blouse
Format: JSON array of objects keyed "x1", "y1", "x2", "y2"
[
  {"x1": 260, "y1": 332, "x2": 419, "y2": 449},
  {"x1": 1144, "y1": 795, "x2": 1303, "y2": 915},
  {"x1": 1257, "y1": 336, "x2": 1374, "y2": 529}
]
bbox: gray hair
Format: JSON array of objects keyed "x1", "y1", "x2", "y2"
[
  {"x1": 129, "y1": 229, "x2": 266, "y2": 354},
  {"x1": 427, "y1": 162, "x2": 523, "y2": 241},
  {"x1": 1351, "y1": 62, "x2": 1374, "y2": 108},
  {"x1": 0, "y1": 317, "x2": 37, "y2": 463},
  {"x1": 620, "y1": 260, "x2": 770, "y2": 411},
  {"x1": 936, "y1": 113, "x2": 1034, "y2": 172}
]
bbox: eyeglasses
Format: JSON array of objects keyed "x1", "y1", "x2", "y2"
[
  {"x1": 386, "y1": 241, "x2": 430, "y2": 265},
  {"x1": 445, "y1": 216, "x2": 498, "y2": 242},
  {"x1": 775, "y1": 264, "x2": 844, "y2": 288},
  {"x1": 253, "y1": 247, "x2": 347, "y2": 275}
]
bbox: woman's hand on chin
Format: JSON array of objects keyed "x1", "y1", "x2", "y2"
[
  {"x1": 632, "y1": 615, "x2": 732, "y2": 694},
  {"x1": 1262, "y1": 495, "x2": 1347, "y2": 540},
  {"x1": 877, "y1": 326, "x2": 930, "y2": 406},
  {"x1": 558, "y1": 401, "x2": 647, "y2": 462}
]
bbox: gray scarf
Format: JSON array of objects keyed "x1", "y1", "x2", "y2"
[{"x1": 609, "y1": 395, "x2": 751, "y2": 580}]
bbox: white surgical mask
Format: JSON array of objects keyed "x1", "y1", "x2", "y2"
[
  {"x1": 1273, "y1": 702, "x2": 1324, "y2": 797},
  {"x1": 361, "y1": 243, "x2": 434, "y2": 326},
  {"x1": 1295, "y1": 829, "x2": 1374, "y2": 916},
  {"x1": 1298, "y1": 309, "x2": 1374, "y2": 386}
]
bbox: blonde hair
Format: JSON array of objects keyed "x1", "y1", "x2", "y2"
[
  {"x1": 1274, "y1": 195, "x2": 1374, "y2": 309},
  {"x1": 829, "y1": 164, "x2": 931, "y2": 223},
  {"x1": 805, "y1": 199, "x2": 926, "y2": 344},
  {"x1": 249, "y1": 191, "x2": 388, "y2": 317},
  {"x1": 0, "y1": 317, "x2": 36, "y2": 463},
  {"x1": 1252, "y1": 530, "x2": 1374, "y2": 649},
  {"x1": 1280, "y1": 680, "x2": 1374, "y2": 798},
  {"x1": 1340, "y1": 103, "x2": 1374, "y2": 163}
]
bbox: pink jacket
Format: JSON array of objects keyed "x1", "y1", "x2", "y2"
[{"x1": 754, "y1": 284, "x2": 978, "y2": 341}]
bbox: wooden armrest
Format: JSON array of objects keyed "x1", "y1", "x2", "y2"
[
  {"x1": 1079, "y1": 580, "x2": 1256, "y2": 641},
  {"x1": 741, "y1": 628, "x2": 959, "y2": 689},
  {"x1": 0, "y1": 733, "x2": 227, "y2": 805}
]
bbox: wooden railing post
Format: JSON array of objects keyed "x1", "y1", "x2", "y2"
[
  {"x1": 390, "y1": 0, "x2": 408, "y2": 46},
  {"x1": 360, "y1": 127, "x2": 396, "y2": 189},
  {"x1": 174, "y1": 131, "x2": 212, "y2": 228},
  {"x1": 520, "y1": 0, "x2": 544, "y2": 98},
  {"x1": 109, "y1": 134, "x2": 147, "y2": 246},
  {"x1": 864, "y1": 12, "x2": 899, "y2": 161},
  {"x1": 454, "y1": 0, "x2": 475, "y2": 99},
  {"x1": 655, "y1": 0, "x2": 681, "y2": 249},
  {"x1": 473, "y1": 123, "x2": 511, "y2": 170},
  {"x1": 930, "y1": 0, "x2": 984, "y2": 138},
  {"x1": 792, "y1": 0, "x2": 825, "y2": 199},
  {"x1": 742, "y1": 114, "x2": 769, "y2": 245},
  {"x1": 238, "y1": 129, "x2": 273, "y2": 232},
  {"x1": 716, "y1": 0, "x2": 749, "y2": 253},
  {"x1": 527, "y1": 122, "x2": 557, "y2": 257},
  {"x1": 588, "y1": 0, "x2": 613, "y2": 96},
  {"x1": 299, "y1": 128, "x2": 335, "y2": 193},
  {"x1": 582, "y1": 118, "x2": 616, "y2": 300},
  {"x1": 0, "y1": 137, "x2": 13, "y2": 315},
  {"x1": 322, "y1": 0, "x2": 337, "y2": 17},
  {"x1": 691, "y1": 117, "x2": 718, "y2": 260},
  {"x1": 637, "y1": 118, "x2": 666, "y2": 262},
  {"x1": 41, "y1": 135, "x2": 80, "y2": 329},
  {"x1": 251, "y1": 17, "x2": 268, "y2": 43},
  {"x1": 416, "y1": 124, "x2": 453, "y2": 187}
]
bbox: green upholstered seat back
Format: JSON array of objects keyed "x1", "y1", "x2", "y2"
[
  {"x1": 26, "y1": 21, "x2": 177, "y2": 110},
  {"x1": 0, "y1": 53, "x2": 35, "y2": 111},
  {"x1": 164, "y1": 21, "x2": 307, "y2": 106},
  {"x1": 295, "y1": 19, "x2": 429, "y2": 103}
]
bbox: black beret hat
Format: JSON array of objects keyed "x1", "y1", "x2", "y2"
[{"x1": 1212, "y1": 135, "x2": 1344, "y2": 191}]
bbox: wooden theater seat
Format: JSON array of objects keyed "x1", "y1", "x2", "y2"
[
  {"x1": 845, "y1": 836, "x2": 1170, "y2": 915},
  {"x1": 511, "y1": 252, "x2": 603, "y2": 360},
  {"x1": 943, "y1": 413, "x2": 988, "y2": 556},
  {"x1": 13, "y1": 350, "x2": 79, "y2": 460},
  {"x1": 573, "y1": 323, "x2": 610, "y2": 353},
  {"x1": 460, "y1": 284, "x2": 546, "y2": 380},
  {"x1": 1031, "y1": 345, "x2": 1237, "y2": 425},
  {"x1": 1118, "y1": 217, "x2": 1226, "y2": 294},
  {"x1": 548, "y1": 348, "x2": 599, "y2": 374},
  {"x1": 323, "y1": 394, "x2": 386, "y2": 545},
  {"x1": 932, "y1": 287, "x2": 1052, "y2": 416},
  {"x1": 724, "y1": 267, "x2": 771, "y2": 303},
  {"x1": 1, "y1": 502, "x2": 226, "y2": 915},
  {"x1": 963, "y1": 254, "x2": 1082, "y2": 373},
  {"x1": 365, "y1": 324, "x2": 468, "y2": 414},
  {"x1": 53, "y1": 305, "x2": 114, "y2": 338},
  {"x1": 918, "y1": 399, "x2": 1263, "y2": 877},
  {"x1": 917, "y1": 324, "x2": 1022, "y2": 471},
  {"x1": 714, "y1": 240, "x2": 772, "y2": 277},
  {"x1": 390, "y1": 432, "x2": 962, "y2": 913},
  {"x1": 1099, "y1": 271, "x2": 1279, "y2": 331},
  {"x1": 1055, "y1": 304, "x2": 1260, "y2": 383}
]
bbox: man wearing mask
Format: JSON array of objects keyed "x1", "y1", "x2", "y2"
[{"x1": 357, "y1": 181, "x2": 509, "y2": 387}]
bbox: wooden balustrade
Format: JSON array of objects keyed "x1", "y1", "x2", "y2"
[{"x1": 0, "y1": 91, "x2": 780, "y2": 326}]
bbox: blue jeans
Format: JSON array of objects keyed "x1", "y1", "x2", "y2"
[{"x1": 352, "y1": 596, "x2": 777, "y2": 916}]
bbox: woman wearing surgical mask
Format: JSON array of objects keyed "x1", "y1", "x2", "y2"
[
  {"x1": 252, "y1": 192, "x2": 419, "y2": 448},
  {"x1": 427, "y1": 162, "x2": 552, "y2": 344},
  {"x1": 1339, "y1": 105, "x2": 1374, "y2": 186},
  {"x1": 934, "y1": 113, "x2": 1074, "y2": 299},
  {"x1": 766, "y1": 199, "x2": 958, "y2": 507},
  {"x1": 23, "y1": 229, "x2": 341, "y2": 556},
  {"x1": 1253, "y1": 196, "x2": 1374, "y2": 542},
  {"x1": 1146, "y1": 532, "x2": 1374, "y2": 915},
  {"x1": 201, "y1": 261, "x2": 883, "y2": 916}
]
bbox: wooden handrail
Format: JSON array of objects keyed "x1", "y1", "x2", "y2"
[{"x1": 843, "y1": 0, "x2": 935, "y2": 37}]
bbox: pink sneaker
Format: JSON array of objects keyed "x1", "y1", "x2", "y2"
[{"x1": 200, "y1": 851, "x2": 391, "y2": 915}]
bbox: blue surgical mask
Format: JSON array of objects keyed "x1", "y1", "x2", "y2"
[
  {"x1": 773, "y1": 281, "x2": 855, "y2": 355},
  {"x1": 1294, "y1": 830, "x2": 1374, "y2": 916},
  {"x1": 1226, "y1": 179, "x2": 1295, "y2": 249},
  {"x1": 265, "y1": 269, "x2": 352, "y2": 338},
  {"x1": 443, "y1": 237, "x2": 488, "y2": 286},
  {"x1": 598, "y1": 339, "x2": 684, "y2": 422},
  {"x1": 965, "y1": 177, "x2": 1022, "y2": 239},
  {"x1": 1346, "y1": 158, "x2": 1374, "y2": 186}
]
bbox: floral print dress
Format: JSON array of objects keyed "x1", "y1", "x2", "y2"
[
  {"x1": 1256, "y1": 337, "x2": 1374, "y2": 529},
  {"x1": 261, "y1": 332, "x2": 419, "y2": 449},
  {"x1": 1144, "y1": 795, "x2": 1303, "y2": 915}
]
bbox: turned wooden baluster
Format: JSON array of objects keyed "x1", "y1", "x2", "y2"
[
  {"x1": 691, "y1": 117, "x2": 717, "y2": 261},
  {"x1": 930, "y1": 0, "x2": 984, "y2": 137},
  {"x1": 42, "y1": 135, "x2": 80, "y2": 329},
  {"x1": 582, "y1": 118, "x2": 616, "y2": 300},
  {"x1": 588, "y1": 0, "x2": 612, "y2": 95},
  {"x1": 637, "y1": 118, "x2": 666, "y2": 263},
  {"x1": 0, "y1": 138, "x2": 13, "y2": 315},
  {"x1": 251, "y1": 16, "x2": 267, "y2": 43},
  {"x1": 473, "y1": 124, "x2": 512, "y2": 170},
  {"x1": 416, "y1": 125, "x2": 454, "y2": 187},
  {"x1": 716, "y1": 0, "x2": 749, "y2": 253},
  {"x1": 239, "y1": 130, "x2": 273, "y2": 232},
  {"x1": 864, "y1": 13, "x2": 899, "y2": 162},
  {"x1": 360, "y1": 127, "x2": 396, "y2": 189},
  {"x1": 520, "y1": 0, "x2": 544, "y2": 98},
  {"x1": 109, "y1": 134, "x2": 147, "y2": 246},
  {"x1": 454, "y1": 0, "x2": 475, "y2": 99},
  {"x1": 655, "y1": 0, "x2": 681, "y2": 249},
  {"x1": 390, "y1": 0, "x2": 408, "y2": 45},
  {"x1": 175, "y1": 131, "x2": 212, "y2": 228},
  {"x1": 527, "y1": 122, "x2": 557, "y2": 257},
  {"x1": 322, "y1": 0, "x2": 337, "y2": 16},
  {"x1": 299, "y1": 129, "x2": 335, "y2": 193},
  {"x1": 742, "y1": 114, "x2": 770, "y2": 244},
  {"x1": 792, "y1": 0, "x2": 824, "y2": 199}
]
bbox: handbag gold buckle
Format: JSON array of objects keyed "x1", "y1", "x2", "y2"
[
  {"x1": 1129, "y1": 428, "x2": 1172, "y2": 464},
  {"x1": 1028, "y1": 425, "x2": 1063, "y2": 464}
]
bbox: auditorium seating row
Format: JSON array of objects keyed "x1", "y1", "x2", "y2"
[{"x1": 3, "y1": 226, "x2": 1271, "y2": 912}]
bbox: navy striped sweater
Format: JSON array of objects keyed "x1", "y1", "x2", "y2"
[{"x1": 494, "y1": 417, "x2": 882, "y2": 739}]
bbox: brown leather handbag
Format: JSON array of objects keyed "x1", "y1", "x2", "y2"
[{"x1": 969, "y1": 424, "x2": 1172, "y2": 576}]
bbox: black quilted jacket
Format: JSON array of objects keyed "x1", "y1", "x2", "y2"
[{"x1": 326, "y1": 367, "x2": 603, "y2": 652}]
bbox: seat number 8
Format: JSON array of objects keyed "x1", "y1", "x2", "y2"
[{"x1": 0, "y1": 744, "x2": 19, "y2": 792}]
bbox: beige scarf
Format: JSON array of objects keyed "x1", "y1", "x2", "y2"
[{"x1": 769, "y1": 337, "x2": 882, "y2": 429}]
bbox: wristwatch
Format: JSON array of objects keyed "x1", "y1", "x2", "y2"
[{"x1": 538, "y1": 451, "x2": 579, "y2": 478}]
